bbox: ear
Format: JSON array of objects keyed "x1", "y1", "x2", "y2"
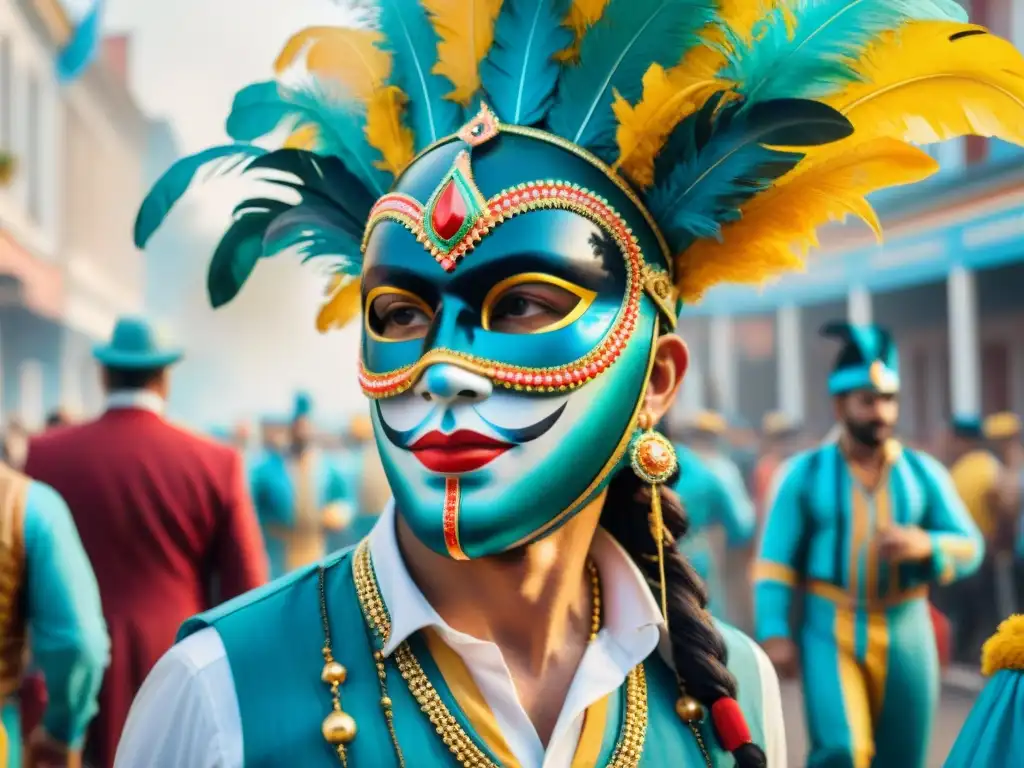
[{"x1": 642, "y1": 333, "x2": 689, "y2": 424}]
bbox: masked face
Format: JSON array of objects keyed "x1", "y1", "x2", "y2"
[{"x1": 359, "y1": 134, "x2": 668, "y2": 559}]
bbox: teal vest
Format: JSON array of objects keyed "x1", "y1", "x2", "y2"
[{"x1": 180, "y1": 549, "x2": 768, "y2": 767}]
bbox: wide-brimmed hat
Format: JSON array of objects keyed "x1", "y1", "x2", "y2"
[{"x1": 93, "y1": 316, "x2": 183, "y2": 370}]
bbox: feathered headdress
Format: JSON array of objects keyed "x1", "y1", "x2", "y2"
[{"x1": 136, "y1": 0, "x2": 1024, "y2": 327}]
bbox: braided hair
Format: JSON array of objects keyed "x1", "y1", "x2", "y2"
[{"x1": 602, "y1": 467, "x2": 767, "y2": 768}]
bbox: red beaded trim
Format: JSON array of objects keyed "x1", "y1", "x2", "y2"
[
  {"x1": 359, "y1": 181, "x2": 643, "y2": 399},
  {"x1": 443, "y1": 477, "x2": 468, "y2": 560}
]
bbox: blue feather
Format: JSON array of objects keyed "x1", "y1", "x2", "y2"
[
  {"x1": 479, "y1": 0, "x2": 573, "y2": 125},
  {"x1": 225, "y1": 81, "x2": 294, "y2": 142},
  {"x1": 207, "y1": 198, "x2": 291, "y2": 308},
  {"x1": 379, "y1": 0, "x2": 463, "y2": 146},
  {"x1": 723, "y1": 0, "x2": 969, "y2": 105},
  {"x1": 134, "y1": 144, "x2": 266, "y2": 248},
  {"x1": 263, "y1": 201, "x2": 363, "y2": 273},
  {"x1": 645, "y1": 97, "x2": 852, "y2": 249},
  {"x1": 547, "y1": 0, "x2": 715, "y2": 161}
]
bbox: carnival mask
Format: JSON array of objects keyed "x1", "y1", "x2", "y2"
[{"x1": 361, "y1": 119, "x2": 674, "y2": 559}]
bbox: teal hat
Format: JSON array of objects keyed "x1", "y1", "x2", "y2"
[
  {"x1": 951, "y1": 415, "x2": 984, "y2": 440},
  {"x1": 93, "y1": 316, "x2": 183, "y2": 370},
  {"x1": 292, "y1": 391, "x2": 314, "y2": 421},
  {"x1": 821, "y1": 321, "x2": 899, "y2": 396}
]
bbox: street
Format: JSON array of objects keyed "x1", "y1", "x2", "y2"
[{"x1": 779, "y1": 681, "x2": 978, "y2": 767}]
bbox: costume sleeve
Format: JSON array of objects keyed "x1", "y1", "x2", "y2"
[
  {"x1": 915, "y1": 453, "x2": 985, "y2": 586},
  {"x1": 710, "y1": 461, "x2": 755, "y2": 548},
  {"x1": 115, "y1": 629, "x2": 240, "y2": 768},
  {"x1": 213, "y1": 452, "x2": 269, "y2": 599},
  {"x1": 752, "y1": 455, "x2": 810, "y2": 642},
  {"x1": 945, "y1": 616, "x2": 1024, "y2": 768},
  {"x1": 23, "y1": 482, "x2": 110, "y2": 746}
]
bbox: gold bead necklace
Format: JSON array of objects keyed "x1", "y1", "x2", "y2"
[{"x1": 316, "y1": 542, "x2": 650, "y2": 766}]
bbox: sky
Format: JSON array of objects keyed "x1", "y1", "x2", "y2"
[{"x1": 77, "y1": 0, "x2": 369, "y2": 427}]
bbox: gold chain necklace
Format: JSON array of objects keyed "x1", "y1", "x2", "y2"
[{"x1": 316, "y1": 541, "x2": 650, "y2": 766}]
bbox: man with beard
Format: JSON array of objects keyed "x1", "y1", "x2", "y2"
[{"x1": 753, "y1": 321, "x2": 983, "y2": 768}]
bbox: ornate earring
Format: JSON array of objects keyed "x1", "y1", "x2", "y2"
[{"x1": 629, "y1": 411, "x2": 678, "y2": 623}]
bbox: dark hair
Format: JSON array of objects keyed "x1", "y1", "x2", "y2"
[
  {"x1": 103, "y1": 366, "x2": 165, "y2": 391},
  {"x1": 602, "y1": 468, "x2": 767, "y2": 767}
]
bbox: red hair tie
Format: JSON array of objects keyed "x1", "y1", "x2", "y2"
[{"x1": 711, "y1": 697, "x2": 752, "y2": 752}]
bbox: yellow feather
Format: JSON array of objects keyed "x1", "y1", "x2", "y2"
[
  {"x1": 366, "y1": 86, "x2": 417, "y2": 176},
  {"x1": 612, "y1": 67, "x2": 721, "y2": 188},
  {"x1": 317, "y1": 275, "x2": 363, "y2": 333},
  {"x1": 422, "y1": 0, "x2": 504, "y2": 105},
  {"x1": 981, "y1": 614, "x2": 1024, "y2": 676},
  {"x1": 275, "y1": 27, "x2": 391, "y2": 103},
  {"x1": 676, "y1": 138, "x2": 939, "y2": 303},
  {"x1": 283, "y1": 125, "x2": 319, "y2": 150},
  {"x1": 826, "y1": 21, "x2": 1024, "y2": 147},
  {"x1": 555, "y1": 0, "x2": 611, "y2": 63}
]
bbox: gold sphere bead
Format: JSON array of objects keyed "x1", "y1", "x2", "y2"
[
  {"x1": 321, "y1": 661, "x2": 348, "y2": 685},
  {"x1": 322, "y1": 710, "x2": 357, "y2": 744},
  {"x1": 675, "y1": 696, "x2": 704, "y2": 723},
  {"x1": 380, "y1": 696, "x2": 393, "y2": 709}
]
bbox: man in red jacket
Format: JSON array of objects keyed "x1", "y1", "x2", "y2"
[{"x1": 25, "y1": 316, "x2": 268, "y2": 767}]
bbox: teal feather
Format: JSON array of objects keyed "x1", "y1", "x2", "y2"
[
  {"x1": 645, "y1": 97, "x2": 853, "y2": 249},
  {"x1": 379, "y1": 0, "x2": 463, "y2": 146},
  {"x1": 723, "y1": 0, "x2": 969, "y2": 105},
  {"x1": 546, "y1": 0, "x2": 715, "y2": 161},
  {"x1": 224, "y1": 81, "x2": 292, "y2": 142},
  {"x1": 263, "y1": 200, "x2": 363, "y2": 273},
  {"x1": 479, "y1": 0, "x2": 573, "y2": 125},
  {"x1": 207, "y1": 198, "x2": 291, "y2": 308},
  {"x1": 134, "y1": 144, "x2": 266, "y2": 248}
]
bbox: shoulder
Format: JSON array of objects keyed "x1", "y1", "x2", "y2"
[
  {"x1": 24, "y1": 479, "x2": 70, "y2": 519},
  {"x1": 179, "y1": 548, "x2": 352, "y2": 642},
  {"x1": 981, "y1": 614, "x2": 1024, "y2": 677}
]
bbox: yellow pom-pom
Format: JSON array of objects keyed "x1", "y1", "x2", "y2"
[{"x1": 981, "y1": 615, "x2": 1024, "y2": 676}]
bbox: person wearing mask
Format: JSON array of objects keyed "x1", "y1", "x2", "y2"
[
  {"x1": 24, "y1": 316, "x2": 268, "y2": 768},
  {"x1": 0, "y1": 460, "x2": 108, "y2": 768},
  {"x1": 754, "y1": 322, "x2": 983, "y2": 767},
  {"x1": 942, "y1": 416, "x2": 1002, "y2": 662},
  {"x1": 250, "y1": 393, "x2": 349, "y2": 578}
]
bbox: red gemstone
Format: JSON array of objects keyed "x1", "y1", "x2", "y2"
[{"x1": 432, "y1": 180, "x2": 468, "y2": 241}]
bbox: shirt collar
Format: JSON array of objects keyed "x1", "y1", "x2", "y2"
[
  {"x1": 105, "y1": 390, "x2": 165, "y2": 416},
  {"x1": 366, "y1": 501, "x2": 665, "y2": 658}
]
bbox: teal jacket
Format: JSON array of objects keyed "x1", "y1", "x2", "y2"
[
  {"x1": 2, "y1": 479, "x2": 108, "y2": 765},
  {"x1": 754, "y1": 442, "x2": 984, "y2": 641},
  {"x1": 178, "y1": 547, "x2": 773, "y2": 766}
]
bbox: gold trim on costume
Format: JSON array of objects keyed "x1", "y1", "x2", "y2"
[
  {"x1": 834, "y1": 607, "x2": 875, "y2": 768},
  {"x1": 364, "y1": 286, "x2": 435, "y2": 343},
  {"x1": 750, "y1": 560, "x2": 799, "y2": 587},
  {"x1": 479, "y1": 273, "x2": 597, "y2": 334},
  {"x1": 806, "y1": 580, "x2": 927, "y2": 611},
  {"x1": 571, "y1": 694, "x2": 611, "y2": 768}
]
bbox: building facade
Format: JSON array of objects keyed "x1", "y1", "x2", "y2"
[
  {"x1": 0, "y1": 0, "x2": 150, "y2": 427},
  {"x1": 678, "y1": 0, "x2": 1024, "y2": 444}
]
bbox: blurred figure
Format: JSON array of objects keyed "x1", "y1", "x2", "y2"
[
  {"x1": 325, "y1": 413, "x2": 391, "y2": 552},
  {"x1": 250, "y1": 392, "x2": 349, "y2": 578},
  {"x1": 24, "y1": 316, "x2": 267, "y2": 768},
  {"x1": 754, "y1": 322, "x2": 983, "y2": 768},
  {"x1": 983, "y1": 412, "x2": 1023, "y2": 615},
  {"x1": 0, "y1": 461, "x2": 107, "y2": 768},
  {"x1": 751, "y1": 411, "x2": 802, "y2": 529},
  {"x1": 44, "y1": 409, "x2": 73, "y2": 431},
  {"x1": 1, "y1": 421, "x2": 28, "y2": 471},
  {"x1": 941, "y1": 415, "x2": 1002, "y2": 663}
]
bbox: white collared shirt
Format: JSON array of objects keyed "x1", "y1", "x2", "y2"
[
  {"x1": 114, "y1": 502, "x2": 786, "y2": 767},
  {"x1": 105, "y1": 390, "x2": 166, "y2": 416}
]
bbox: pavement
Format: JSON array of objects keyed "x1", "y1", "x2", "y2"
[{"x1": 780, "y1": 678, "x2": 980, "y2": 768}]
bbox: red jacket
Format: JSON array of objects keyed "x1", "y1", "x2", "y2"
[{"x1": 25, "y1": 407, "x2": 268, "y2": 767}]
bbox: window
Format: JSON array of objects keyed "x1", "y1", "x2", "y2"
[
  {"x1": 0, "y1": 36, "x2": 11, "y2": 151},
  {"x1": 26, "y1": 72, "x2": 41, "y2": 222}
]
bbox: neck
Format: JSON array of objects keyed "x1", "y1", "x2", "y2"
[
  {"x1": 842, "y1": 432, "x2": 885, "y2": 465},
  {"x1": 396, "y1": 494, "x2": 604, "y2": 673}
]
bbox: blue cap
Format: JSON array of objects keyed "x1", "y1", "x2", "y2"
[
  {"x1": 821, "y1": 321, "x2": 899, "y2": 396},
  {"x1": 951, "y1": 415, "x2": 984, "y2": 440},
  {"x1": 93, "y1": 316, "x2": 183, "y2": 370},
  {"x1": 293, "y1": 391, "x2": 314, "y2": 421}
]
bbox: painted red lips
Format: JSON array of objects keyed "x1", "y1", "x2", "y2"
[{"x1": 409, "y1": 430, "x2": 513, "y2": 473}]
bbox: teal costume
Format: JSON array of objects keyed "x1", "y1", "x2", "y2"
[
  {"x1": 754, "y1": 323, "x2": 984, "y2": 768},
  {"x1": 0, "y1": 469, "x2": 108, "y2": 765},
  {"x1": 672, "y1": 444, "x2": 754, "y2": 619},
  {"x1": 945, "y1": 614, "x2": 1024, "y2": 768},
  {"x1": 129, "y1": 0, "x2": 1024, "y2": 761},
  {"x1": 178, "y1": 546, "x2": 770, "y2": 767}
]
